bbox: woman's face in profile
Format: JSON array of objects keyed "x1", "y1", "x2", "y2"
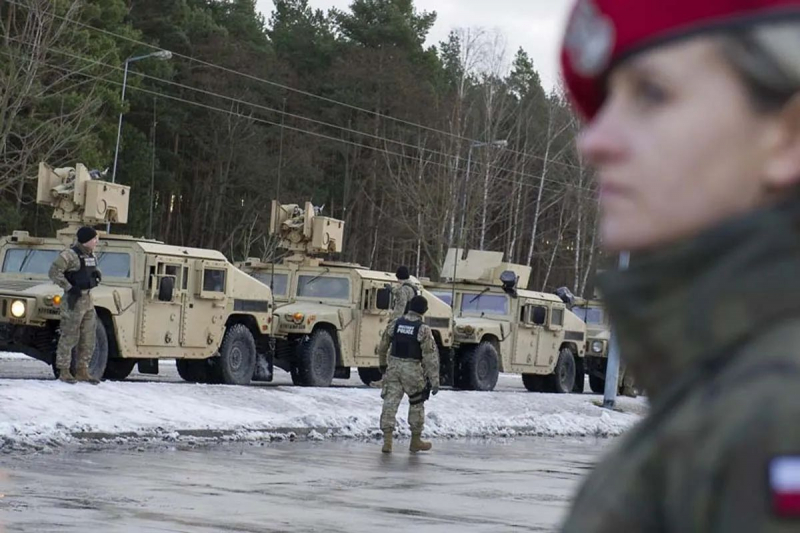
[{"x1": 579, "y1": 38, "x2": 797, "y2": 252}]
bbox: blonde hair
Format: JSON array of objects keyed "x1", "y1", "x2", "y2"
[{"x1": 720, "y1": 21, "x2": 800, "y2": 111}]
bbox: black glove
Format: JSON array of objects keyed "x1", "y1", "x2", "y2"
[
  {"x1": 67, "y1": 286, "x2": 81, "y2": 310},
  {"x1": 93, "y1": 271, "x2": 102, "y2": 283},
  {"x1": 431, "y1": 382, "x2": 439, "y2": 396},
  {"x1": 379, "y1": 365, "x2": 387, "y2": 376}
]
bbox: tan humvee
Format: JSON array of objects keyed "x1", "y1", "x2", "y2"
[
  {"x1": 0, "y1": 162, "x2": 275, "y2": 384},
  {"x1": 237, "y1": 201, "x2": 453, "y2": 387},
  {"x1": 566, "y1": 294, "x2": 613, "y2": 394},
  {"x1": 422, "y1": 248, "x2": 588, "y2": 393}
]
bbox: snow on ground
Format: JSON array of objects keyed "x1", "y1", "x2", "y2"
[{"x1": 0, "y1": 353, "x2": 647, "y2": 452}]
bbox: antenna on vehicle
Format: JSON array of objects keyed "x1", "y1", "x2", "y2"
[{"x1": 271, "y1": 96, "x2": 287, "y2": 295}]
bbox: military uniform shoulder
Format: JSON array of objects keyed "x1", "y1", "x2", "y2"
[
  {"x1": 418, "y1": 323, "x2": 434, "y2": 337},
  {"x1": 59, "y1": 248, "x2": 78, "y2": 260}
]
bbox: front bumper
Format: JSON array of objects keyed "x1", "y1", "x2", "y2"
[{"x1": 0, "y1": 322, "x2": 58, "y2": 364}]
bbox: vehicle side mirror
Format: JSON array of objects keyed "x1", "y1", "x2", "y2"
[
  {"x1": 159, "y1": 276, "x2": 175, "y2": 302},
  {"x1": 376, "y1": 285, "x2": 392, "y2": 310}
]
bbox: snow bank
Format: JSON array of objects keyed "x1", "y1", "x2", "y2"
[{"x1": 0, "y1": 376, "x2": 645, "y2": 451}]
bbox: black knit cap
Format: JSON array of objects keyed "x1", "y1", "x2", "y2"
[
  {"x1": 396, "y1": 266, "x2": 410, "y2": 280},
  {"x1": 76, "y1": 226, "x2": 98, "y2": 244},
  {"x1": 408, "y1": 295, "x2": 428, "y2": 315}
]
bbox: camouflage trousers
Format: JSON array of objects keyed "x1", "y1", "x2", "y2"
[
  {"x1": 619, "y1": 362, "x2": 638, "y2": 397},
  {"x1": 380, "y1": 357, "x2": 427, "y2": 434},
  {"x1": 55, "y1": 293, "x2": 96, "y2": 370}
]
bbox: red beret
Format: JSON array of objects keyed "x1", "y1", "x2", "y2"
[{"x1": 561, "y1": 0, "x2": 800, "y2": 119}]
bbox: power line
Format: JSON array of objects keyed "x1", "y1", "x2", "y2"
[
  {"x1": 0, "y1": 47, "x2": 598, "y2": 202},
  {"x1": 8, "y1": 35, "x2": 599, "y2": 197},
  {"x1": 4, "y1": 0, "x2": 586, "y2": 173}
]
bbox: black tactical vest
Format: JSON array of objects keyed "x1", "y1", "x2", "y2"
[
  {"x1": 392, "y1": 317, "x2": 423, "y2": 360},
  {"x1": 65, "y1": 246, "x2": 99, "y2": 291}
]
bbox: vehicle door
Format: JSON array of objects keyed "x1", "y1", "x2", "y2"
[
  {"x1": 512, "y1": 300, "x2": 540, "y2": 368},
  {"x1": 356, "y1": 279, "x2": 393, "y2": 366},
  {"x1": 138, "y1": 256, "x2": 186, "y2": 348},
  {"x1": 181, "y1": 260, "x2": 229, "y2": 348}
]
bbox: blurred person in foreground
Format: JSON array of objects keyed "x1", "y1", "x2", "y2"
[{"x1": 559, "y1": 1, "x2": 800, "y2": 531}]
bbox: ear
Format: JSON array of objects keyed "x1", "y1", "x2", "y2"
[{"x1": 764, "y1": 93, "x2": 800, "y2": 189}]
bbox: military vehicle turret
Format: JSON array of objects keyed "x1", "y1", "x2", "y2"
[
  {"x1": 0, "y1": 162, "x2": 275, "y2": 384},
  {"x1": 238, "y1": 201, "x2": 453, "y2": 387},
  {"x1": 423, "y1": 248, "x2": 587, "y2": 393}
]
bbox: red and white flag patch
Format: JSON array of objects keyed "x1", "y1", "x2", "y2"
[{"x1": 770, "y1": 456, "x2": 800, "y2": 517}]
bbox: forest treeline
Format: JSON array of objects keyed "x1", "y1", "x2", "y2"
[{"x1": 0, "y1": 0, "x2": 604, "y2": 294}]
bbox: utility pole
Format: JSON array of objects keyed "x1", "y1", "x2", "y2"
[{"x1": 603, "y1": 251, "x2": 630, "y2": 409}]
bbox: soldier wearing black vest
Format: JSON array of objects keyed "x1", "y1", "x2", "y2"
[
  {"x1": 48, "y1": 226, "x2": 102, "y2": 384},
  {"x1": 377, "y1": 295, "x2": 440, "y2": 453}
]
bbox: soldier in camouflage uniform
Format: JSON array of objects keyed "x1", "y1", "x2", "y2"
[
  {"x1": 390, "y1": 265, "x2": 420, "y2": 320},
  {"x1": 559, "y1": 1, "x2": 800, "y2": 531},
  {"x1": 48, "y1": 226, "x2": 102, "y2": 384},
  {"x1": 378, "y1": 295, "x2": 439, "y2": 453}
]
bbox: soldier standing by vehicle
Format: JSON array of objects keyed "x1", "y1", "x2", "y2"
[
  {"x1": 49, "y1": 226, "x2": 102, "y2": 384},
  {"x1": 378, "y1": 295, "x2": 439, "y2": 454},
  {"x1": 390, "y1": 266, "x2": 419, "y2": 320},
  {"x1": 559, "y1": 0, "x2": 800, "y2": 531}
]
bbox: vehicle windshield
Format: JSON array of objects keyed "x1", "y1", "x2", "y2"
[
  {"x1": 251, "y1": 271, "x2": 289, "y2": 296},
  {"x1": 296, "y1": 274, "x2": 350, "y2": 300},
  {"x1": 2, "y1": 248, "x2": 60, "y2": 276},
  {"x1": 460, "y1": 292, "x2": 508, "y2": 316},
  {"x1": 1, "y1": 248, "x2": 131, "y2": 278},
  {"x1": 575, "y1": 305, "x2": 605, "y2": 325},
  {"x1": 96, "y1": 252, "x2": 131, "y2": 278},
  {"x1": 430, "y1": 290, "x2": 453, "y2": 307}
]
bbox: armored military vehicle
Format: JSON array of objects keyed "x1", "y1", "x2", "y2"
[
  {"x1": 0, "y1": 162, "x2": 275, "y2": 384},
  {"x1": 238, "y1": 201, "x2": 453, "y2": 388},
  {"x1": 563, "y1": 293, "x2": 614, "y2": 394},
  {"x1": 423, "y1": 248, "x2": 587, "y2": 393}
]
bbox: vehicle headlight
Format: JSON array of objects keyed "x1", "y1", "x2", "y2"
[
  {"x1": 287, "y1": 312, "x2": 304, "y2": 323},
  {"x1": 456, "y1": 325, "x2": 475, "y2": 335},
  {"x1": 10, "y1": 300, "x2": 26, "y2": 318},
  {"x1": 591, "y1": 340, "x2": 604, "y2": 354}
]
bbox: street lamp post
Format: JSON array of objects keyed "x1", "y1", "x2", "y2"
[
  {"x1": 457, "y1": 139, "x2": 507, "y2": 250},
  {"x1": 108, "y1": 50, "x2": 172, "y2": 233},
  {"x1": 603, "y1": 251, "x2": 631, "y2": 409}
]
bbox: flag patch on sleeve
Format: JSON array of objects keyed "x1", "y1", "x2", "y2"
[{"x1": 770, "y1": 456, "x2": 800, "y2": 517}]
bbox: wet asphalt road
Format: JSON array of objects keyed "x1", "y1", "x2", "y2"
[{"x1": 0, "y1": 438, "x2": 605, "y2": 533}]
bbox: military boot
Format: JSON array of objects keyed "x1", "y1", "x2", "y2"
[
  {"x1": 381, "y1": 431, "x2": 393, "y2": 454},
  {"x1": 57, "y1": 368, "x2": 76, "y2": 384},
  {"x1": 409, "y1": 432, "x2": 432, "y2": 453},
  {"x1": 75, "y1": 367, "x2": 100, "y2": 385}
]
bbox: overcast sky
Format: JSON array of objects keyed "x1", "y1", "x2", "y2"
[{"x1": 256, "y1": 0, "x2": 573, "y2": 90}]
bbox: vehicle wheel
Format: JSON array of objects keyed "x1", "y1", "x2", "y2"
[
  {"x1": 459, "y1": 341, "x2": 500, "y2": 391},
  {"x1": 358, "y1": 367, "x2": 383, "y2": 387},
  {"x1": 217, "y1": 324, "x2": 257, "y2": 385},
  {"x1": 572, "y1": 356, "x2": 585, "y2": 393},
  {"x1": 292, "y1": 329, "x2": 336, "y2": 387},
  {"x1": 53, "y1": 315, "x2": 109, "y2": 381},
  {"x1": 522, "y1": 373, "x2": 548, "y2": 392},
  {"x1": 589, "y1": 374, "x2": 605, "y2": 394},
  {"x1": 547, "y1": 348, "x2": 576, "y2": 394},
  {"x1": 103, "y1": 359, "x2": 137, "y2": 381}
]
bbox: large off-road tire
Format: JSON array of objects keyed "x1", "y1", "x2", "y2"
[
  {"x1": 52, "y1": 314, "x2": 108, "y2": 382},
  {"x1": 547, "y1": 348, "x2": 576, "y2": 394},
  {"x1": 522, "y1": 373, "x2": 548, "y2": 392},
  {"x1": 459, "y1": 341, "x2": 500, "y2": 391},
  {"x1": 572, "y1": 356, "x2": 585, "y2": 394},
  {"x1": 292, "y1": 329, "x2": 336, "y2": 387},
  {"x1": 176, "y1": 359, "x2": 217, "y2": 383},
  {"x1": 216, "y1": 324, "x2": 257, "y2": 385},
  {"x1": 358, "y1": 367, "x2": 383, "y2": 387},
  {"x1": 589, "y1": 374, "x2": 605, "y2": 394},
  {"x1": 103, "y1": 358, "x2": 137, "y2": 381}
]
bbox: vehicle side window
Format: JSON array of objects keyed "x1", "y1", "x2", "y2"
[
  {"x1": 551, "y1": 308, "x2": 564, "y2": 327},
  {"x1": 532, "y1": 306, "x2": 547, "y2": 326},
  {"x1": 203, "y1": 268, "x2": 226, "y2": 293}
]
